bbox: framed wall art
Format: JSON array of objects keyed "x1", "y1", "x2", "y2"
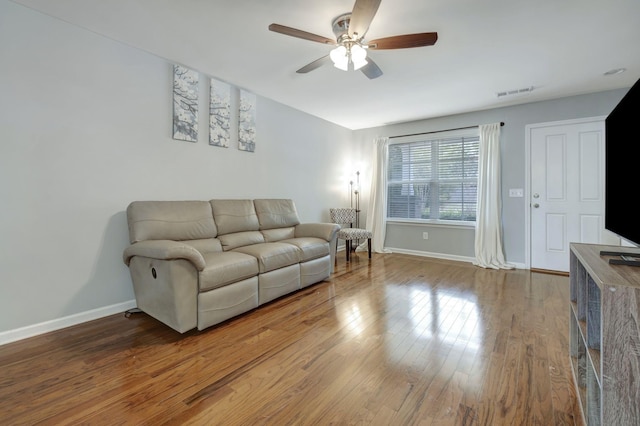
[
  {"x1": 172, "y1": 64, "x2": 199, "y2": 142},
  {"x1": 209, "y1": 78, "x2": 231, "y2": 148},
  {"x1": 238, "y1": 89, "x2": 256, "y2": 152}
]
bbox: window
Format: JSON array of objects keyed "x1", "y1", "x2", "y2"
[{"x1": 387, "y1": 131, "x2": 479, "y2": 222}]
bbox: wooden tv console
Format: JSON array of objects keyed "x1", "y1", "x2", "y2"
[{"x1": 569, "y1": 243, "x2": 640, "y2": 425}]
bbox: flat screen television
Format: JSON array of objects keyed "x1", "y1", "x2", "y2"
[{"x1": 603, "y1": 76, "x2": 640, "y2": 263}]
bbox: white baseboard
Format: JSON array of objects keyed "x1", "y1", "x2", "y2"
[
  {"x1": 0, "y1": 299, "x2": 137, "y2": 346},
  {"x1": 385, "y1": 247, "x2": 526, "y2": 270}
]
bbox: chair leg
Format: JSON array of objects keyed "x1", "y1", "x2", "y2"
[
  {"x1": 346, "y1": 240, "x2": 350, "y2": 261},
  {"x1": 335, "y1": 239, "x2": 339, "y2": 265},
  {"x1": 368, "y1": 238, "x2": 371, "y2": 259}
]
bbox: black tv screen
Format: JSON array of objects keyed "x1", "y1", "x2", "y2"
[{"x1": 605, "y1": 77, "x2": 640, "y2": 246}]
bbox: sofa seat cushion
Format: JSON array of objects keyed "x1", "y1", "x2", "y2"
[
  {"x1": 280, "y1": 237, "x2": 330, "y2": 262},
  {"x1": 232, "y1": 242, "x2": 301, "y2": 273},
  {"x1": 199, "y1": 252, "x2": 259, "y2": 292}
]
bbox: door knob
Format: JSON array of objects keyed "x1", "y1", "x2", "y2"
[
  {"x1": 533, "y1": 193, "x2": 540, "y2": 199},
  {"x1": 533, "y1": 203, "x2": 540, "y2": 208}
]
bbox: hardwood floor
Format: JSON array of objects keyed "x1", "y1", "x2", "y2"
[{"x1": 0, "y1": 253, "x2": 583, "y2": 425}]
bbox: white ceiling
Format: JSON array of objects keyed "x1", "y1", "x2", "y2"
[{"x1": 12, "y1": 0, "x2": 640, "y2": 130}]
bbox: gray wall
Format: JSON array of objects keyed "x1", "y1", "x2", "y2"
[
  {"x1": 0, "y1": 1, "x2": 353, "y2": 337},
  {"x1": 353, "y1": 89, "x2": 628, "y2": 265}
]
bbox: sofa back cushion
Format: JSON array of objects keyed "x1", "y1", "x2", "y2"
[
  {"x1": 254, "y1": 199, "x2": 300, "y2": 230},
  {"x1": 127, "y1": 201, "x2": 217, "y2": 243},
  {"x1": 210, "y1": 199, "x2": 260, "y2": 235}
]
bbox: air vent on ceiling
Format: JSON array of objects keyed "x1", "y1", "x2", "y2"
[{"x1": 496, "y1": 86, "x2": 535, "y2": 98}]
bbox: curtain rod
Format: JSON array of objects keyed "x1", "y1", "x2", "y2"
[{"x1": 389, "y1": 122, "x2": 505, "y2": 139}]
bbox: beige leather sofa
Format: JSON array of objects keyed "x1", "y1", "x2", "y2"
[{"x1": 123, "y1": 199, "x2": 339, "y2": 333}]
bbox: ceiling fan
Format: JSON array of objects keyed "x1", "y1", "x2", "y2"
[{"x1": 268, "y1": 0, "x2": 438, "y2": 79}]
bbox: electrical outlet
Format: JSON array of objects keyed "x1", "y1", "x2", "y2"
[{"x1": 422, "y1": 232, "x2": 429, "y2": 240}]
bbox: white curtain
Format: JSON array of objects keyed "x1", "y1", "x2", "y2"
[
  {"x1": 473, "y1": 123, "x2": 513, "y2": 269},
  {"x1": 357, "y1": 137, "x2": 392, "y2": 253}
]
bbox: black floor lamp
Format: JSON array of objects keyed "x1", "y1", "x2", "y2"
[{"x1": 349, "y1": 171, "x2": 361, "y2": 250}]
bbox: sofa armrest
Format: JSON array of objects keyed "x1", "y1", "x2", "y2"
[
  {"x1": 295, "y1": 223, "x2": 340, "y2": 241},
  {"x1": 123, "y1": 240, "x2": 206, "y2": 270}
]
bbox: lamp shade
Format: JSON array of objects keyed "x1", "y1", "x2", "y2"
[
  {"x1": 351, "y1": 45, "x2": 367, "y2": 60},
  {"x1": 330, "y1": 46, "x2": 348, "y2": 71},
  {"x1": 351, "y1": 44, "x2": 367, "y2": 70}
]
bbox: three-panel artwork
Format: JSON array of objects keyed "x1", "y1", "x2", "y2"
[{"x1": 172, "y1": 64, "x2": 256, "y2": 152}]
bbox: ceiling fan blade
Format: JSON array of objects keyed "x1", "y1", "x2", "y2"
[
  {"x1": 360, "y1": 58, "x2": 383, "y2": 79},
  {"x1": 269, "y1": 23, "x2": 336, "y2": 45},
  {"x1": 348, "y1": 0, "x2": 382, "y2": 40},
  {"x1": 368, "y1": 32, "x2": 438, "y2": 50},
  {"x1": 296, "y1": 55, "x2": 332, "y2": 74}
]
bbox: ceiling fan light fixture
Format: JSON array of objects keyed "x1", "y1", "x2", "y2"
[
  {"x1": 351, "y1": 44, "x2": 368, "y2": 70},
  {"x1": 330, "y1": 45, "x2": 349, "y2": 71},
  {"x1": 269, "y1": 0, "x2": 438, "y2": 79}
]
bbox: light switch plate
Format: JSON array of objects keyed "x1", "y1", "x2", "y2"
[{"x1": 509, "y1": 188, "x2": 524, "y2": 197}]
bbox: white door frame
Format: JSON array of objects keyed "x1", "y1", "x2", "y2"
[{"x1": 524, "y1": 116, "x2": 606, "y2": 270}]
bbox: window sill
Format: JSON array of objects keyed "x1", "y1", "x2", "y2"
[{"x1": 386, "y1": 219, "x2": 475, "y2": 230}]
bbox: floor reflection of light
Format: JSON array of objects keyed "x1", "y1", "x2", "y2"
[
  {"x1": 410, "y1": 288, "x2": 433, "y2": 339},
  {"x1": 341, "y1": 303, "x2": 365, "y2": 336},
  {"x1": 436, "y1": 293, "x2": 481, "y2": 351},
  {"x1": 385, "y1": 286, "x2": 482, "y2": 364}
]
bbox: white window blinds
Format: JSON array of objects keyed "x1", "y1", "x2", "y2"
[{"x1": 387, "y1": 134, "x2": 479, "y2": 222}]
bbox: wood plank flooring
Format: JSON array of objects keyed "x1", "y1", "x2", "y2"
[{"x1": 0, "y1": 253, "x2": 583, "y2": 425}]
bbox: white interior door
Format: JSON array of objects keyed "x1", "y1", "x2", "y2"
[{"x1": 529, "y1": 119, "x2": 605, "y2": 272}]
